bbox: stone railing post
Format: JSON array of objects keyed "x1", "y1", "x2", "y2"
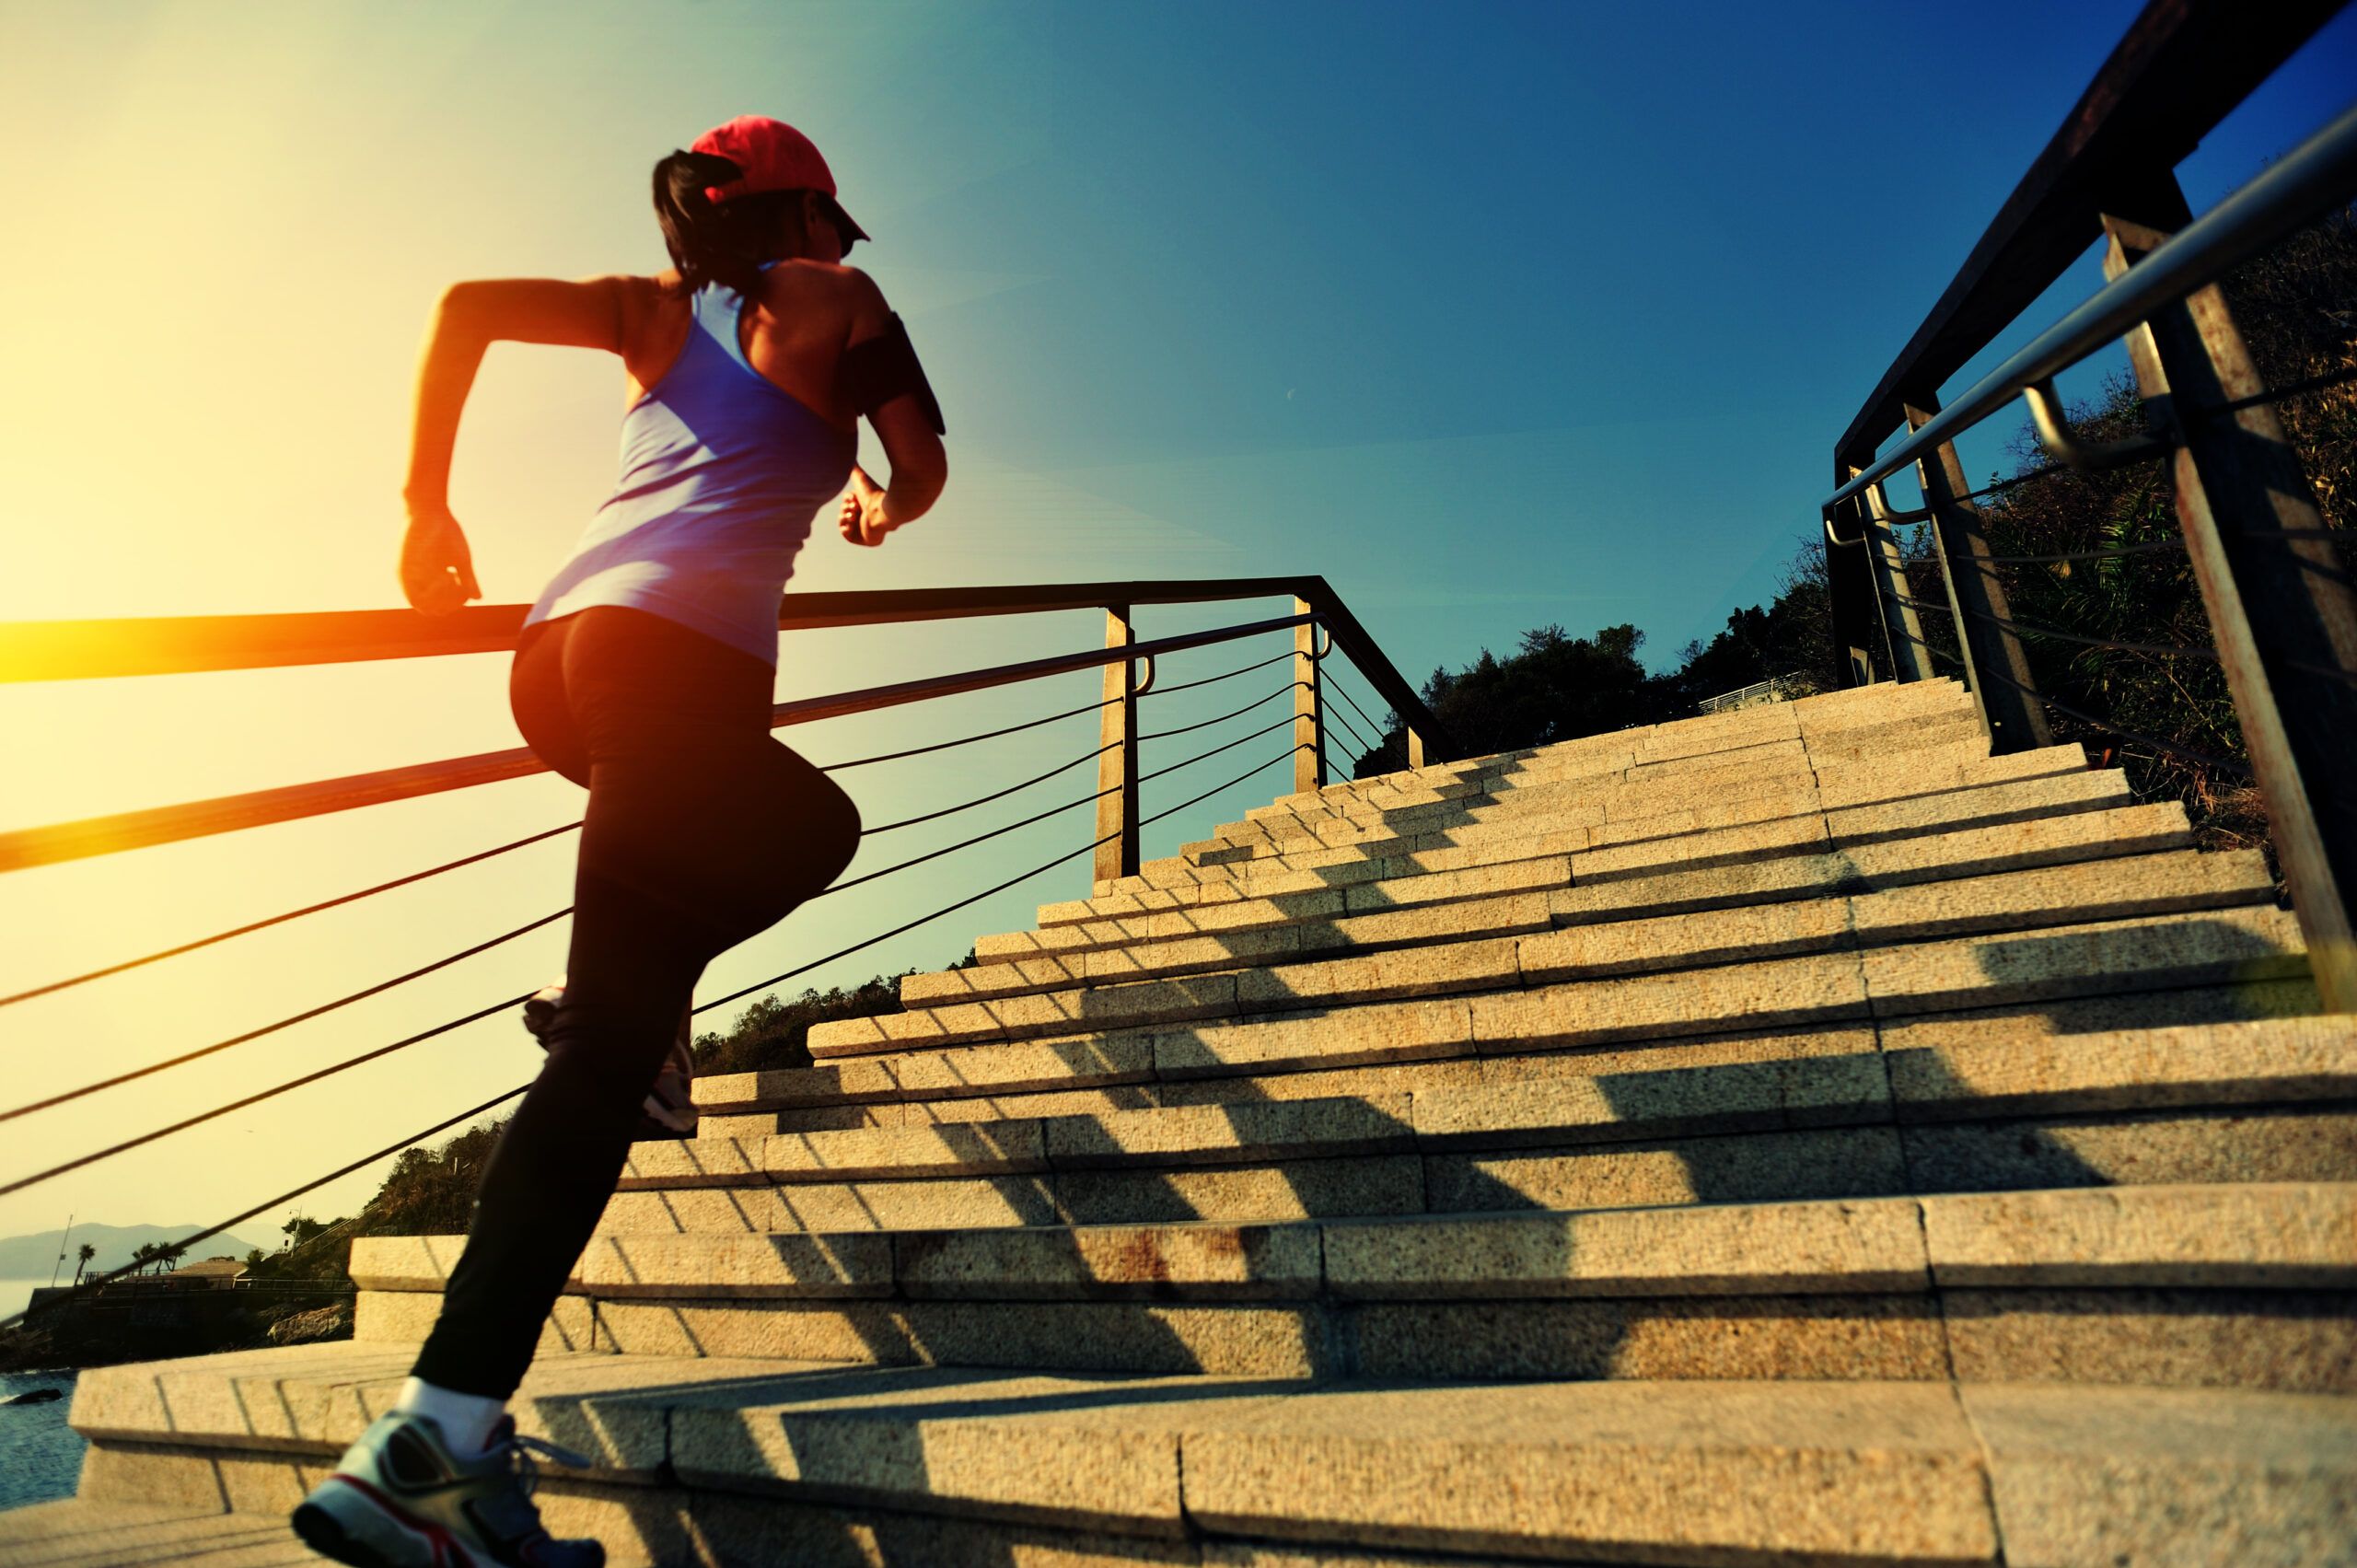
[
  {"x1": 1293, "y1": 596, "x2": 1326, "y2": 795},
  {"x1": 2103, "y1": 206, "x2": 2357, "y2": 1010},
  {"x1": 1094, "y1": 605, "x2": 1141, "y2": 888},
  {"x1": 1904, "y1": 400, "x2": 2053, "y2": 753}
]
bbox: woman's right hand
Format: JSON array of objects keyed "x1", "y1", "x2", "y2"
[
  {"x1": 400, "y1": 501, "x2": 482, "y2": 616},
  {"x1": 837, "y1": 465, "x2": 896, "y2": 548}
]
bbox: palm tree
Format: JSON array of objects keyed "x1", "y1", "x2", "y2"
[{"x1": 73, "y1": 1243, "x2": 95, "y2": 1284}]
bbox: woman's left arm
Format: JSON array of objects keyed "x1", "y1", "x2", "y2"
[{"x1": 400, "y1": 277, "x2": 630, "y2": 614}]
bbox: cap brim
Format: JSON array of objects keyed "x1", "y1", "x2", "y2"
[{"x1": 818, "y1": 192, "x2": 870, "y2": 245}]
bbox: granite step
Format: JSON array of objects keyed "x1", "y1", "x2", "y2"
[
  {"x1": 1178, "y1": 759, "x2": 2125, "y2": 874},
  {"x1": 1135, "y1": 740, "x2": 2027, "y2": 890},
  {"x1": 1250, "y1": 680, "x2": 1979, "y2": 824},
  {"x1": 1157, "y1": 785, "x2": 2174, "y2": 901},
  {"x1": 60, "y1": 1342, "x2": 2357, "y2": 1567},
  {"x1": 1264, "y1": 742, "x2": 2078, "y2": 852},
  {"x1": 601, "y1": 1092, "x2": 2356, "y2": 1242},
  {"x1": 693, "y1": 974, "x2": 2327, "y2": 1143},
  {"x1": 715, "y1": 906, "x2": 2314, "y2": 1126},
  {"x1": 818, "y1": 866, "x2": 2292, "y2": 1059},
  {"x1": 1004, "y1": 766, "x2": 2124, "y2": 969},
  {"x1": 1245, "y1": 695, "x2": 1983, "y2": 824},
  {"x1": 0, "y1": 1503, "x2": 327, "y2": 1567},
  {"x1": 919, "y1": 842, "x2": 2255, "y2": 1010},
  {"x1": 649, "y1": 1013, "x2": 2357, "y2": 1191},
  {"x1": 350, "y1": 1182, "x2": 2357, "y2": 1388},
  {"x1": 1066, "y1": 745, "x2": 2093, "y2": 919},
  {"x1": 621, "y1": 1011, "x2": 2357, "y2": 1241},
  {"x1": 558, "y1": 1182, "x2": 2357, "y2": 1301}
]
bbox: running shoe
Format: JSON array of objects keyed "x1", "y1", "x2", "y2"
[
  {"x1": 520, "y1": 980, "x2": 700, "y2": 1140},
  {"x1": 291, "y1": 1410, "x2": 604, "y2": 1568}
]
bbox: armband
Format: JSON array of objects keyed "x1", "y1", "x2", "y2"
[{"x1": 840, "y1": 314, "x2": 946, "y2": 436}]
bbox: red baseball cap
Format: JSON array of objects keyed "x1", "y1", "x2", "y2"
[{"x1": 691, "y1": 116, "x2": 870, "y2": 243}]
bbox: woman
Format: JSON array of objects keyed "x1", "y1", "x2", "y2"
[{"x1": 293, "y1": 116, "x2": 946, "y2": 1568}]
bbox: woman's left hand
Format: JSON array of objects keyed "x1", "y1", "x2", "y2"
[{"x1": 837, "y1": 465, "x2": 895, "y2": 548}]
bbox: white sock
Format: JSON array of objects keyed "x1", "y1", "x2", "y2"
[{"x1": 393, "y1": 1376, "x2": 506, "y2": 1458}]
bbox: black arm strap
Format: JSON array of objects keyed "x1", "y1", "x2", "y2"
[{"x1": 840, "y1": 313, "x2": 946, "y2": 436}]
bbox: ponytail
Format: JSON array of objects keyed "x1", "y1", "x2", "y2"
[{"x1": 651, "y1": 150, "x2": 807, "y2": 298}]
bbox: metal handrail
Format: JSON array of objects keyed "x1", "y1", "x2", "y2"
[
  {"x1": 0, "y1": 607, "x2": 1372, "y2": 872},
  {"x1": 1824, "y1": 97, "x2": 2357, "y2": 518},
  {"x1": 1833, "y1": 0, "x2": 2349, "y2": 472},
  {"x1": 1, "y1": 575, "x2": 1360, "y2": 680}
]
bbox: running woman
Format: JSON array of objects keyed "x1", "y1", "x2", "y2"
[{"x1": 293, "y1": 116, "x2": 946, "y2": 1568}]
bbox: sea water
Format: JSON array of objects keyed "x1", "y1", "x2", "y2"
[
  {"x1": 0, "y1": 1369, "x2": 85, "y2": 1512},
  {"x1": 0, "y1": 1280, "x2": 53, "y2": 1323}
]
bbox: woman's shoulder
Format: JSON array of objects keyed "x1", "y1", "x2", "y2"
[{"x1": 759, "y1": 261, "x2": 888, "y2": 320}]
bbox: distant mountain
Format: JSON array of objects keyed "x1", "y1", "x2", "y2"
[{"x1": 0, "y1": 1223, "x2": 273, "y2": 1280}]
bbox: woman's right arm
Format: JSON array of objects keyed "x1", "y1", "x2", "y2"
[
  {"x1": 834, "y1": 277, "x2": 947, "y2": 549},
  {"x1": 400, "y1": 277, "x2": 634, "y2": 613}
]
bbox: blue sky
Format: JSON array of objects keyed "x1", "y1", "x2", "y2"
[{"x1": 1, "y1": 0, "x2": 2350, "y2": 1241}]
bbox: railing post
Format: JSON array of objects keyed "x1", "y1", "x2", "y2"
[
  {"x1": 2102, "y1": 209, "x2": 2357, "y2": 1011},
  {"x1": 1294, "y1": 597, "x2": 1326, "y2": 795},
  {"x1": 1854, "y1": 465, "x2": 1935, "y2": 682},
  {"x1": 1094, "y1": 605, "x2": 1141, "y2": 889},
  {"x1": 1904, "y1": 400, "x2": 2053, "y2": 753},
  {"x1": 1825, "y1": 473, "x2": 1888, "y2": 687}
]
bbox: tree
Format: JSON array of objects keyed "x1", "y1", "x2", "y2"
[
  {"x1": 281, "y1": 1214, "x2": 340, "y2": 1249},
  {"x1": 74, "y1": 1243, "x2": 95, "y2": 1284}
]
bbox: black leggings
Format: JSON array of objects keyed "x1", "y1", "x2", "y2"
[{"x1": 412, "y1": 606, "x2": 859, "y2": 1398}]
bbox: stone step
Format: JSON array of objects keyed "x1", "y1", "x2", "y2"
[
  {"x1": 354, "y1": 1184, "x2": 2357, "y2": 1388},
  {"x1": 628, "y1": 1015, "x2": 2357, "y2": 1244},
  {"x1": 1134, "y1": 739, "x2": 2035, "y2": 892},
  {"x1": 819, "y1": 863, "x2": 2287, "y2": 1059},
  {"x1": 602, "y1": 1098, "x2": 2357, "y2": 1244},
  {"x1": 699, "y1": 973, "x2": 2323, "y2": 1144},
  {"x1": 1243, "y1": 697, "x2": 1984, "y2": 830},
  {"x1": 994, "y1": 770, "x2": 2129, "y2": 977},
  {"x1": 720, "y1": 903, "x2": 2312, "y2": 1124},
  {"x1": 652, "y1": 1013, "x2": 2357, "y2": 1192},
  {"x1": 0, "y1": 1503, "x2": 328, "y2": 1567},
  {"x1": 1052, "y1": 744, "x2": 2091, "y2": 924},
  {"x1": 561, "y1": 1182, "x2": 2357, "y2": 1301},
  {"x1": 918, "y1": 841, "x2": 2252, "y2": 1012},
  {"x1": 1178, "y1": 759, "x2": 2125, "y2": 878},
  {"x1": 64, "y1": 1342, "x2": 2357, "y2": 1565},
  {"x1": 1254, "y1": 680, "x2": 1978, "y2": 824},
  {"x1": 1222, "y1": 733, "x2": 2077, "y2": 842}
]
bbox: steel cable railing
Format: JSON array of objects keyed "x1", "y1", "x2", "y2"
[
  {"x1": 1320, "y1": 685, "x2": 1383, "y2": 759},
  {"x1": 0, "y1": 638, "x2": 1294, "y2": 1022},
  {"x1": 1136, "y1": 680, "x2": 1295, "y2": 743},
  {"x1": 1961, "y1": 540, "x2": 2188, "y2": 566},
  {"x1": 0, "y1": 823, "x2": 583, "y2": 1010},
  {"x1": 1869, "y1": 361, "x2": 2357, "y2": 523},
  {"x1": 0, "y1": 993, "x2": 537, "y2": 1200},
  {"x1": 0, "y1": 910, "x2": 569, "y2": 1127},
  {"x1": 1964, "y1": 663, "x2": 2257, "y2": 776},
  {"x1": 0, "y1": 702, "x2": 1152, "y2": 1012},
  {"x1": 0, "y1": 1083, "x2": 531, "y2": 1334},
  {"x1": 861, "y1": 734, "x2": 1120, "y2": 834},
  {"x1": 819, "y1": 689, "x2": 1123, "y2": 772},
  {"x1": 1, "y1": 621, "x2": 1359, "y2": 1203},
  {"x1": 691, "y1": 739, "x2": 1306, "y2": 1016},
  {"x1": 1872, "y1": 498, "x2": 2263, "y2": 774}
]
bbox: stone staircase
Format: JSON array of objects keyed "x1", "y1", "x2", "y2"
[{"x1": 14, "y1": 679, "x2": 2355, "y2": 1566}]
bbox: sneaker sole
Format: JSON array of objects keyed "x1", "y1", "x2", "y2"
[{"x1": 294, "y1": 1478, "x2": 480, "y2": 1568}]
